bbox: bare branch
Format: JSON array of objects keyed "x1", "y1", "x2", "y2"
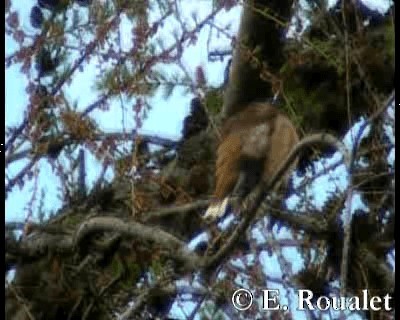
[
  {"x1": 143, "y1": 199, "x2": 210, "y2": 222},
  {"x1": 73, "y1": 216, "x2": 201, "y2": 270},
  {"x1": 341, "y1": 90, "x2": 394, "y2": 297},
  {"x1": 5, "y1": 156, "x2": 40, "y2": 196}
]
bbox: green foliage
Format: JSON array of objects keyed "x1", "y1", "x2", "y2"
[
  {"x1": 198, "y1": 301, "x2": 226, "y2": 320},
  {"x1": 384, "y1": 22, "x2": 395, "y2": 63},
  {"x1": 305, "y1": 39, "x2": 344, "y2": 75},
  {"x1": 96, "y1": 61, "x2": 193, "y2": 103},
  {"x1": 281, "y1": 76, "x2": 325, "y2": 129},
  {"x1": 61, "y1": 214, "x2": 83, "y2": 227},
  {"x1": 204, "y1": 88, "x2": 223, "y2": 115},
  {"x1": 104, "y1": 255, "x2": 141, "y2": 290},
  {"x1": 280, "y1": 7, "x2": 394, "y2": 136},
  {"x1": 96, "y1": 63, "x2": 159, "y2": 98},
  {"x1": 89, "y1": 1, "x2": 114, "y2": 24},
  {"x1": 149, "y1": 256, "x2": 169, "y2": 279},
  {"x1": 110, "y1": 256, "x2": 125, "y2": 276},
  {"x1": 159, "y1": 72, "x2": 191, "y2": 99},
  {"x1": 125, "y1": 261, "x2": 141, "y2": 281}
]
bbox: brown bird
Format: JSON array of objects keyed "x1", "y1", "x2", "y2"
[{"x1": 203, "y1": 102, "x2": 299, "y2": 222}]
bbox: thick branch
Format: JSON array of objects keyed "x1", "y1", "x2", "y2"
[
  {"x1": 73, "y1": 216, "x2": 201, "y2": 270},
  {"x1": 222, "y1": 0, "x2": 294, "y2": 119}
]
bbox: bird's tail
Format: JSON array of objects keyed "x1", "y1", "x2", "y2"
[{"x1": 203, "y1": 197, "x2": 230, "y2": 222}]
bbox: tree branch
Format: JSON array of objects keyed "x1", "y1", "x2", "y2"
[
  {"x1": 5, "y1": 132, "x2": 178, "y2": 165},
  {"x1": 73, "y1": 216, "x2": 201, "y2": 271},
  {"x1": 143, "y1": 199, "x2": 210, "y2": 222},
  {"x1": 222, "y1": 0, "x2": 294, "y2": 119}
]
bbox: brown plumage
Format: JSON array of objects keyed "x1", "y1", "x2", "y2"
[{"x1": 204, "y1": 102, "x2": 299, "y2": 221}]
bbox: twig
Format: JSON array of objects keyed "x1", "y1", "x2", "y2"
[
  {"x1": 82, "y1": 274, "x2": 121, "y2": 320},
  {"x1": 6, "y1": 132, "x2": 178, "y2": 165},
  {"x1": 340, "y1": 90, "x2": 394, "y2": 298},
  {"x1": 67, "y1": 296, "x2": 83, "y2": 320},
  {"x1": 5, "y1": 156, "x2": 40, "y2": 196},
  {"x1": 5, "y1": 222, "x2": 25, "y2": 231},
  {"x1": 81, "y1": 94, "x2": 110, "y2": 117},
  {"x1": 119, "y1": 279, "x2": 176, "y2": 319},
  {"x1": 143, "y1": 199, "x2": 210, "y2": 221},
  {"x1": 7, "y1": 284, "x2": 36, "y2": 320},
  {"x1": 208, "y1": 49, "x2": 232, "y2": 61}
]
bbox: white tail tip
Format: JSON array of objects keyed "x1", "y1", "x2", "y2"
[{"x1": 203, "y1": 198, "x2": 229, "y2": 222}]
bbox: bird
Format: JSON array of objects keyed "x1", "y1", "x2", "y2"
[{"x1": 203, "y1": 102, "x2": 299, "y2": 222}]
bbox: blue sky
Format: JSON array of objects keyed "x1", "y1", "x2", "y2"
[{"x1": 5, "y1": 1, "x2": 394, "y2": 319}]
